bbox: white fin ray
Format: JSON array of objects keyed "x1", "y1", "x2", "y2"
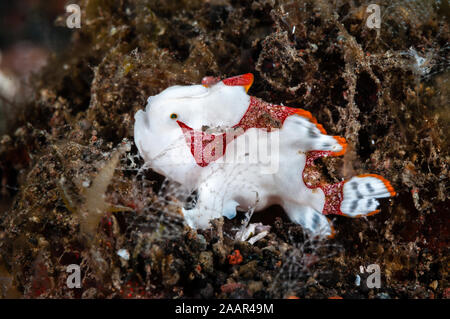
[
  {"x1": 283, "y1": 115, "x2": 345, "y2": 153},
  {"x1": 341, "y1": 175, "x2": 395, "y2": 217},
  {"x1": 285, "y1": 203, "x2": 333, "y2": 238},
  {"x1": 343, "y1": 176, "x2": 392, "y2": 198},
  {"x1": 340, "y1": 197, "x2": 380, "y2": 217}
]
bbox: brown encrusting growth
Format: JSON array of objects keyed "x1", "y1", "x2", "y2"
[{"x1": 0, "y1": 0, "x2": 448, "y2": 299}]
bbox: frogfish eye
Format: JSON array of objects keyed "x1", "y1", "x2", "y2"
[{"x1": 170, "y1": 113, "x2": 178, "y2": 120}]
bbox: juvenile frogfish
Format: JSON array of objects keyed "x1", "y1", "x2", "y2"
[{"x1": 134, "y1": 73, "x2": 396, "y2": 238}]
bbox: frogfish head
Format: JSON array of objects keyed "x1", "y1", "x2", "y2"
[{"x1": 134, "y1": 76, "x2": 252, "y2": 167}]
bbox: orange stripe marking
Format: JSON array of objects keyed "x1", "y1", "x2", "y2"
[{"x1": 331, "y1": 136, "x2": 347, "y2": 156}]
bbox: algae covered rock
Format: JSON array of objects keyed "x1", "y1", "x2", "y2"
[{"x1": 0, "y1": 0, "x2": 448, "y2": 299}]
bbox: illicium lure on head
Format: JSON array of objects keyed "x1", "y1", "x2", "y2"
[{"x1": 134, "y1": 73, "x2": 396, "y2": 238}]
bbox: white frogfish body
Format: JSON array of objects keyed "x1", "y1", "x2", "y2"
[{"x1": 134, "y1": 74, "x2": 396, "y2": 238}]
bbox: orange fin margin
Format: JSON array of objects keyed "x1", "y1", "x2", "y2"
[
  {"x1": 291, "y1": 108, "x2": 347, "y2": 157},
  {"x1": 348, "y1": 209, "x2": 381, "y2": 219},
  {"x1": 326, "y1": 217, "x2": 336, "y2": 238},
  {"x1": 292, "y1": 108, "x2": 327, "y2": 135},
  {"x1": 331, "y1": 136, "x2": 347, "y2": 156}
]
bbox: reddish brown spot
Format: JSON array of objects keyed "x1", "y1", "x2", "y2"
[
  {"x1": 236, "y1": 96, "x2": 294, "y2": 130},
  {"x1": 177, "y1": 96, "x2": 314, "y2": 167},
  {"x1": 228, "y1": 249, "x2": 243, "y2": 265},
  {"x1": 303, "y1": 151, "x2": 345, "y2": 216},
  {"x1": 177, "y1": 121, "x2": 229, "y2": 167}
]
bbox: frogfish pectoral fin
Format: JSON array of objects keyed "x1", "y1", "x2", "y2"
[{"x1": 339, "y1": 174, "x2": 396, "y2": 218}]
